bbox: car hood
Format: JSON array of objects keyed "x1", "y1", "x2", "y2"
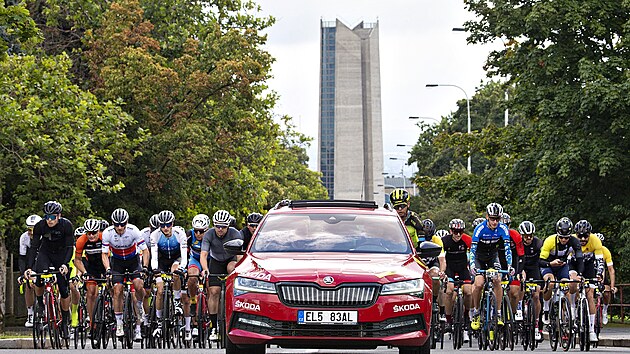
[{"x1": 236, "y1": 253, "x2": 425, "y2": 286}]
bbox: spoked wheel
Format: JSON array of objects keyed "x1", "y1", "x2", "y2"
[
  {"x1": 527, "y1": 299, "x2": 537, "y2": 351},
  {"x1": 452, "y1": 296, "x2": 464, "y2": 350},
  {"x1": 579, "y1": 300, "x2": 590, "y2": 351},
  {"x1": 430, "y1": 303, "x2": 439, "y2": 349},
  {"x1": 593, "y1": 300, "x2": 602, "y2": 348},
  {"x1": 559, "y1": 297, "x2": 572, "y2": 351},
  {"x1": 487, "y1": 293, "x2": 498, "y2": 351}
]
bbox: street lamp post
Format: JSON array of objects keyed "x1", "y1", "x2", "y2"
[{"x1": 426, "y1": 84, "x2": 472, "y2": 173}]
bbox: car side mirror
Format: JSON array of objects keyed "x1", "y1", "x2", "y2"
[
  {"x1": 416, "y1": 241, "x2": 441, "y2": 259},
  {"x1": 224, "y1": 239, "x2": 245, "y2": 255}
]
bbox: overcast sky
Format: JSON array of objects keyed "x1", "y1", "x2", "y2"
[{"x1": 255, "y1": 0, "x2": 501, "y2": 176}]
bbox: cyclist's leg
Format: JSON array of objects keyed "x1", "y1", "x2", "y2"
[
  {"x1": 171, "y1": 259, "x2": 182, "y2": 302},
  {"x1": 184, "y1": 262, "x2": 200, "y2": 336}
]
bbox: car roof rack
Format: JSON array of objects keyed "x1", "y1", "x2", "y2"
[{"x1": 287, "y1": 200, "x2": 378, "y2": 209}]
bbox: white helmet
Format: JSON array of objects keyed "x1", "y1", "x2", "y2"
[
  {"x1": 74, "y1": 226, "x2": 86, "y2": 237},
  {"x1": 83, "y1": 218, "x2": 101, "y2": 232},
  {"x1": 157, "y1": 210, "x2": 175, "y2": 224},
  {"x1": 518, "y1": 221, "x2": 536, "y2": 235},
  {"x1": 486, "y1": 203, "x2": 504, "y2": 218},
  {"x1": 435, "y1": 229, "x2": 449, "y2": 238},
  {"x1": 213, "y1": 210, "x2": 231, "y2": 226},
  {"x1": 149, "y1": 214, "x2": 160, "y2": 229},
  {"x1": 192, "y1": 214, "x2": 210, "y2": 230},
  {"x1": 26, "y1": 215, "x2": 42, "y2": 227},
  {"x1": 111, "y1": 208, "x2": 129, "y2": 224}
]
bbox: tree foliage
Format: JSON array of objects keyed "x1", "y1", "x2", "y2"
[{"x1": 410, "y1": 0, "x2": 630, "y2": 278}]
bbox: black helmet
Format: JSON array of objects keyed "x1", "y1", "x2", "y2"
[
  {"x1": 247, "y1": 212, "x2": 263, "y2": 225},
  {"x1": 556, "y1": 217, "x2": 573, "y2": 236},
  {"x1": 43, "y1": 200, "x2": 62, "y2": 215},
  {"x1": 574, "y1": 220, "x2": 592, "y2": 236},
  {"x1": 422, "y1": 219, "x2": 436, "y2": 238},
  {"x1": 501, "y1": 213, "x2": 511, "y2": 226}
]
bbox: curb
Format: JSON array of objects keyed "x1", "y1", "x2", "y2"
[
  {"x1": 541, "y1": 332, "x2": 630, "y2": 347},
  {"x1": 0, "y1": 338, "x2": 33, "y2": 349}
]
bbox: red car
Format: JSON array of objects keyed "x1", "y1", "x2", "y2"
[{"x1": 222, "y1": 200, "x2": 440, "y2": 354}]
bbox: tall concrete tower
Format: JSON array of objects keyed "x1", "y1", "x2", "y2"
[{"x1": 318, "y1": 19, "x2": 384, "y2": 203}]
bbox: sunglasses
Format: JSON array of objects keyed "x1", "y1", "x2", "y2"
[
  {"x1": 113, "y1": 222, "x2": 127, "y2": 227},
  {"x1": 215, "y1": 225, "x2": 228, "y2": 229},
  {"x1": 86, "y1": 231, "x2": 98, "y2": 236},
  {"x1": 248, "y1": 223, "x2": 259, "y2": 228},
  {"x1": 160, "y1": 222, "x2": 173, "y2": 228},
  {"x1": 44, "y1": 214, "x2": 58, "y2": 221},
  {"x1": 393, "y1": 204, "x2": 407, "y2": 210},
  {"x1": 558, "y1": 235, "x2": 571, "y2": 240},
  {"x1": 451, "y1": 229, "x2": 464, "y2": 235},
  {"x1": 578, "y1": 234, "x2": 590, "y2": 240},
  {"x1": 488, "y1": 216, "x2": 501, "y2": 221},
  {"x1": 194, "y1": 229, "x2": 206, "y2": 234}
]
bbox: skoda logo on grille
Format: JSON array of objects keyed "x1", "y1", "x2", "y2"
[{"x1": 322, "y1": 276, "x2": 334, "y2": 285}]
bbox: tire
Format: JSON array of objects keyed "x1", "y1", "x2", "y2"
[
  {"x1": 579, "y1": 299, "x2": 590, "y2": 351},
  {"x1": 487, "y1": 291, "x2": 498, "y2": 351},
  {"x1": 559, "y1": 296, "x2": 572, "y2": 351},
  {"x1": 452, "y1": 295, "x2": 463, "y2": 350},
  {"x1": 225, "y1": 334, "x2": 267, "y2": 354},
  {"x1": 399, "y1": 338, "x2": 431, "y2": 354},
  {"x1": 218, "y1": 286, "x2": 227, "y2": 349},
  {"x1": 527, "y1": 298, "x2": 536, "y2": 351},
  {"x1": 197, "y1": 294, "x2": 207, "y2": 349},
  {"x1": 91, "y1": 296, "x2": 103, "y2": 349}
]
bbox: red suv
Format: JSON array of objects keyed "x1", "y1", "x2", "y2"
[{"x1": 222, "y1": 200, "x2": 440, "y2": 354}]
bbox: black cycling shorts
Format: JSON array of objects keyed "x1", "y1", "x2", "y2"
[
  {"x1": 474, "y1": 254, "x2": 501, "y2": 272},
  {"x1": 34, "y1": 251, "x2": 70, "y2": 299},
  {"x1": 111, "y1": 256, "x2": 142, "y2": 284},
  {"x1": 523, "y1": 266, "x2": 542, "y2": 281},
  {"x1": 208, "y1": 258, "x2": 235, "y2": 286},
  {"x1": 446, "y1": 263, "x2": 471, "y2": 281},
  {"x1": 157, "y1": 256, "x2": 182, "y2": 272}
]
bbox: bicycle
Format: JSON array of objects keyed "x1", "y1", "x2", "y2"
[
  {"x1": 208, "y1": 273, "x2": 229, "y2": 349},
  {"x1": 117, "y1": 271, "x2": 143, "y2": 349},
  {"x1": 499, "y1": 276, "x2": 516, "y2": 351},
  {"x1": 70, "y1": 276, "x2": 89, "y2": 349},
  {"x1": 448, "y1": 276, "x2": 468, "y2": 350},
  {"x1": 546, "y1": 279, "x2": 577, "y2": 352},
  {"x1": 188, "y1": 273, "x2": 210, "y2": 348},
  {"x1": 475, "y1": 268, "x2": 508, "y2": 351},
  {"x1": 151, "y1": 270, "x2": 181, "y2": 349},
  {"x1": 90, "y1": 277, "x2": 116, "y2": 349},
  {"x1": 520, "y1": 279, "x2": 545, "y2": 351},
  {"x1": 30, "y1": 269, "x2": 68, "y2": 349},
  {"x1": 592, "y1": 281, "x2": 605, "y2": 348}
]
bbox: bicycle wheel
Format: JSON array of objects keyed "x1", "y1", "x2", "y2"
[
  {"x1": 218, "y1": 285, "x2": 227, "y2": 349},
  {"x1": 123, "y1": 292, "x2": 135, "y2": 349},
  {"x1": 526, "y1": 297, "x2": 537, "y2": 351},
  {"x1": 197, "y1": 293, "x2": 208, "y2": 349},
  {"x1": 501, "y1": 296, "x2": 514, "y2": 351},
  {"x1": 521, "y1": 299, "x2": 530, "y2": 351},
  {"x1": 32, "y1": 303, "x2": 45, "y2": 349},
  {"x1": 478, "y1": 296, "x2": 486, "y2": 350},
  {"x1": 487, "y1": 291, "x2": 498, "y2": 351},
  {"x1": 593, "y1": 298, "x2": 602, "y2": 348},
  {"x1": 559, "y1": 296, "x2": 572, "y2": 351},
  {"x1": 579, "y1": 299, "x2": 590, "y2": 351},
  {"x1": 549, "y1": 301, "x2": 559, "y2": 351},
  {"x1": 430, "y1": 302, "x2": 438, "y2": 349},
  {"x1": 452, "y1": 295, "x2": 464, "y2": 350},
  {"x1": 91, "y1": 296, "x2": 103, "y2": 349}
]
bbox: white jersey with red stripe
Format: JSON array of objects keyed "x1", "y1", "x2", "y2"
[{"x1": 102, "y1": 223, "x2": 147, "y2": 260}]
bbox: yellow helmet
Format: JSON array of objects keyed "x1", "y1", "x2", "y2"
[{"x1": 390, "y1": 189, "x2": 409, "y2": 206}]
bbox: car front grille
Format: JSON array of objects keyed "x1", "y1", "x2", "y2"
[
  {"x1": 231, "y1": 312, "x2": 426, "y2": 338},
  {"x1": 277, "y1": 283, "x2": 379, "y2": 308}
]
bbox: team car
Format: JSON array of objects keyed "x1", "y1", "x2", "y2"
[{"x1": 222, "y1": 200, "x2": 440, "y2": 354}]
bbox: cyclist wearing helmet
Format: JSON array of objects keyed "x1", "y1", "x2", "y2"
[
  {"x1": 74, "y1": 218, "x2": 106, "y2": 329},
  {"x1": 102, "y1": 208, "x2": 148, "y2": 340},
  {"x1": 441, "y1": 218, "x2": 473, "y2": 342},
  {"x1": 571, "y1": 219, "x2": 604, "y2": 342},
  {"x1": 140, "y1": 213, "x2": 159, "y2": 327},
  {"x1": 519, "y1": 220, "x2": 544, "y2": 340},
  {"x1": 183, "y1": 213, "x2": 211, "y2": 339},
  {"x1": 150, "y1": 210, "x2": 188, "y2": 338},
  {"x1": 498, "y1": 212, "x2": 525, "y2": 321},
  {"x1": 389, "y1": 189, "x2": 423, "y2": 248},
  {"x1": 471, "y1": 217, "x2": 485, "y2": 229},
  {"x1": 19, "y1": 214, "x2": 41, "y2": 328},
  {"x1": 470, "y1": 203, "x2": 513, "y2": 331},
  {"x1": 599, "y1": 235, "x2": 616, "y2": 325},
  {"x1": 99, "y1": 219, "x2": 109, "y2": 232},
  {"x1": 200, "y1": 210, "x2": 243, "y2": 340},
  {"x1": 24, "y1": 201, "x2": 74, "y2": 339},
  {"x1": 241, "y1": 212, "x2": 263, "y2": 250},
  {"x1": 539, "y1": 217, "x2": 583, "y2": 325}
]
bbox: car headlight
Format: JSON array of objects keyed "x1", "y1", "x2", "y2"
[
  {"x1": 233, "y1": 276, "x2": 277, "y2": 296},
  {"x1": 381, "y1": 279, "x2": 425, "y2": 297}
]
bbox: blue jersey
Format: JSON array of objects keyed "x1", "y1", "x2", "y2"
[
  {"x1": 470, "y1": 220, "x2": 512, "y2": 267},
  {"x1": 187, "y1": 229, "x2": 204, "y2": 261}
]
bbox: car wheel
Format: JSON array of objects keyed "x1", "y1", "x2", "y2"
[
  {"x1": 399, "y1": 338, "x2": 431, "y2": 354},
  {"x1": 226, "y1": 335, "x2": 266, "y2": 354}
]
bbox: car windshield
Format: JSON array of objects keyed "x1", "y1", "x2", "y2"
[{"x1": 251, "y1": 213, "x2": 412, "y2": 254}]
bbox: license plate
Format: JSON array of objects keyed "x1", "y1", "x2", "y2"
[{"x1": 297, "y1": 310, "x2": 358, "y2": 325}]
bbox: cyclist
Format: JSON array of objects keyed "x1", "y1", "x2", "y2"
[
  {"x1": 74, "y1": 218, "x2": 106, "y2": 330},
  {"x1": 539, "y1": 217, "x2": 583, "y2": 325},
  {"x1": 69, "y1": 227, "x2": 84, "y2": 330},
  {"x1": 498, "y1": 212, "x2": 525, "y2": 320},
  {"x1": 150, "y1": 210, "x2": 188, "y2": 337},
  {"x1": 441, "y1": 218, "x2": 472, "y2": 343},
  {"x1": 519, "y1": 220, "x2": 544, "y2": 341},
  {"x1": 200, "y1": 210, "x2": 243, "y2": 340},
  {"x1": 572, "y1": 219, "x2": 604, "y2": 342},
  {"x1": 18, "y1": 214, "x2": 41, "y2": 328},
  {"x1": 470, "y1": 203, "x2": 513, "y2": 330},
  {"x1": 183, "y1": 213, "x2": 211, "y2": 340},
  {"x1": 598, "y1": 234, "x2": 616, "y2": 325},
  {"x1": 99, "y1": 219, "x2": 109, "y2": 232},
  {"x1": 24, "y1": 201, "x2": 74, "y2": 339},
  {"x1": 390, "y1": 189, "x2": 423, "y2": 248},
  {"x1": 240, "y1": 212, "x2": 263, "y2": 250},
  {"x1": 102, "y1": 208, "x2": 149, "y2": 340},
  {"x1": 435, "y1": 229, "x2": 449, "y2": 239}
]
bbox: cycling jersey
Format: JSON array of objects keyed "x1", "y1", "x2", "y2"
[
  {"x1": 602, "y1": 246, "x2": 613, "y2": 267},
  {"x1": 140, "y1": 226, "x2": 152, "y2": 249},
  {"x1": 101, "y1": 223, "x2": 146, "y2": 260},
  {"x1": 577, "y1": 233, "x2": 604, "y2": 278},
  {"x1": 28, "y1": 217, "x2": 74, "y2": 268},
  {"x1": 75, "y1": 232, "x2": 105, "y2": 272},
  {"x1": 403, "y1": 210, "x2": 422, "y2": 248},
  {"x1": 498, "y1": 228, "x2": 525, "y2": 273},
  {"x1": 522, "y1": 237, "x2": 543, "y2": 268},
  {"x1": 18, "y1": 231, "x2": 32, "y2": 274},
  {"x1": 240, "y1": 226, "x2": 254, "y2": 250},
  {"x1": 201, "y1": 227, "x2": 243, "y2": 262},
  {"x1": 539, "y1": 234, "x2": 583, "y2": 274},
  {"x1": 442, "y1": 233, "x2": 471, "y2": 266},
  {"x1": 150, "y1": 225, "x2": 188, "y2": 269},
  {"x1": 188, "y1": 229, "x2": 204, "y2": 261},
  {"x1": 470, "y1": 220, "x2": 512, "y2": 269}
]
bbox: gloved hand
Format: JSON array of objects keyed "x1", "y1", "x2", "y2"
[
  {"x1": 469, "y1": 264, "x2": 476, "y2": 276},
  {"x1": 105, "y1": 268, "x2": 112, "y2": 278},
  {"x1": 507, "y1": 265, "x2": 515, "y2": 276},
  {"x1": 59, "y1": 264, "x2": 69, "y2": 276}
]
